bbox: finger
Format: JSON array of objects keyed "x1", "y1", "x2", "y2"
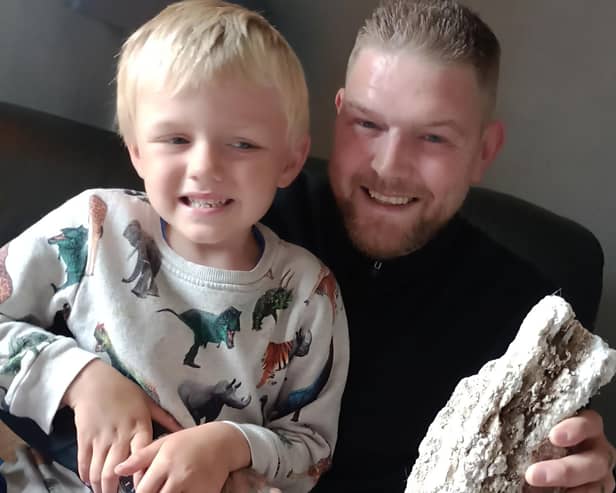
[
  {"x1": 130, "y1": 428, "x2": 153, "y2": 487},
  {"x1": 101, "y1": 441, "x2": 130, "y2": 493},
  {"x1": 526, "y1": 447, "x2": 608, "y2": 488},
  {"x1": 77, "y1": 434, "x2": 93, "y2": 486},
  {"x1": 135, "y1": 466, "x2": 167, "y2": 493},
  {"x1": 116, "y1": 440, "x2": 161, "y2": 476},
  {"x1": 89, "y1": 441, "x2": 112, "y2": 493},
  {"x1": 149, "y1": 403, "x2": 183, "y2": 433},
  {"x1": 549, "y1": 410, "x2": 603, "y2": 447}
]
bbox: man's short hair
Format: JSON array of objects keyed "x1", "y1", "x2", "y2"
[
  {"x1": 348, "y1": 0, "x2": 501, "y2": 116},
  {"x1": 116, "y1": 0, "x2": 309, "y2": 145}
]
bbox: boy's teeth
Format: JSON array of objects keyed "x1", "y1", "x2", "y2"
[
  {"x1": 188, "y1": 198, "x2": 227, "y2": 208},
  {"x1": 368, "y1": 190, "x2": 411, "y2": 205}
]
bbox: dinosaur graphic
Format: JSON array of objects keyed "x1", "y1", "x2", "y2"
[
  {"x1": 268, "y1": 338, "x2": 334, "y2": 422},
  {"x1": 252, "y1": 269, "x2": 294, "y2": 331},
  {"x1": 0, "y1": 331, "x2": 58, "y2": 375},
  {"x1": 287, "y1": 456, "x2": 332, "y2": 482},
  {"x1": 0, "y1": 243, "x2": 13, "y2": 304},
  {"x1": 306, "y1": 264, "x2": 338, "y2": 323},
  {"x1": 123, "y1": 190, "x2": 150, "y2": 204},
  {"x1": 85, "y1": 194, "x2": 107, "y2": 276},
  {"x1": 122, "y1": 220, "x2": 161, "y2": 298},
  {"x1": 257, "y1": 327, "x2": 312, "y2": 388},
  {"x1": 178, "y1": 378, "x2": 251, "y2": 425},
  {"x1": 157, "y1": 306, "x2": 242, "y2": 368},
  {"x1": 48, "y1": 225, "x2": 88, "y2": 292},
  {"x1": 93, "y1": 322, "x2": 160, "y2": 403}
]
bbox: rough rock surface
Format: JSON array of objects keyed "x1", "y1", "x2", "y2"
[{"x1": 405, "y1": 295, "x2": 616, "y2": 493}]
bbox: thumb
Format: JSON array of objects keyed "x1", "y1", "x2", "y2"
[
  {"x1": 114, "y1": 440, "x2": 160, "y2": 476},
  {"x1": 149, "y1": 401, "x2": 183, "y2": 433}
]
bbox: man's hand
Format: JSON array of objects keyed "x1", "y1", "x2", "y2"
[
  {"x1": 62, "y1": 359, "x2": 182, "y2": 493},
  {"x1": 222, "y1": 469, "x2": 281, "y2": 493},
  {"x1": 115, "y1": 421, "x2": 251, "y2": 493},
  {"x1": 526, "y1": 409, "x2": 615, "y2": 492}
]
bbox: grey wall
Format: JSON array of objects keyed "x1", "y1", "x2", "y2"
[
  {"x1": 0, "y1": 0, "x2": 125, "y2": 130},
  {"x1": 462, "y1": 0, "x2": 616, "y2": 440}
]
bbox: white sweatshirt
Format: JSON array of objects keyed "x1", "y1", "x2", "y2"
[{"x1": 0, "y1": 189, "x2": 349, "y2": 492}]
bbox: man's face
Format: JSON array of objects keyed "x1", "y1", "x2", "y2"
[{"x1": 329, "y1": 48, "x2": 503, "y2": 258}]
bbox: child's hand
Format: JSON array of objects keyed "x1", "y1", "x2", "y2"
[
  {"x1": 115, "y1": 421, "x2": 251, "y2": 493},
  {"x1": 62, "y1": 359, "x2": 182, "y2": 493}
]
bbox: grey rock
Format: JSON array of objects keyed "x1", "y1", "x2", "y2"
[{"x1": 406, "y1": 295, "x2": 616, "y2": 493}]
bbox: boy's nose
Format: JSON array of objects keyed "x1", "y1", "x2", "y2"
[{"x1": 188, "y1": 144, "x2": 223, "y2": 183}]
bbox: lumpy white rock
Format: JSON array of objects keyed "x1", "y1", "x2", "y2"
[{"x1": 406, "y1": 295, "x2": 616, "y2": 493}]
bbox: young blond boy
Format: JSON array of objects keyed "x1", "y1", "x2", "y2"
[{"x1": 0, "y1": 2, "x2": 349, "y2": 492}]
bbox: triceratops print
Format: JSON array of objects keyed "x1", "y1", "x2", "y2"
[
  {"x1": 257, "y1": 327, "x2": 312, "y2": 388},
  {"x1": 48, "y1": 225, "x2": 88, "y2": 292},
  {"x1": 178, "y1": 378, "x2": 251, "y2": 425},
  {"x1": 93, "y1": 322, "x2": 160, "y2": 403},
  {"x1": 157, "y1": 306, "x2": 242, "y2": 368},
  {"x1": 252, "y1": 269, "x2": 294, "y2": 331},
  {"x1": 122, "y1": 220, "x2": 161, "y2": 298},
  {"x1": 0, "y1": 243, "x2": 13, "y2": 304}
]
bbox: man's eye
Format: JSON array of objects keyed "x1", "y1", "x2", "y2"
[
  {"x1": 357, "y1": 120, "x2": 378, "y2": 130},
  {"x1": 422, "y1": 134, "x2": 444, "y2": 144}
]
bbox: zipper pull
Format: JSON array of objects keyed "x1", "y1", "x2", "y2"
[{"x1": 371, "y1": 260, "x2": 383, "y2": 277}]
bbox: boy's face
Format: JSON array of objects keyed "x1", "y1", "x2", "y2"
[
  {"x1": 128, "y1": 76, "x2": 307, "y2": 267},
  {"x1": 329, "y1": 48, "x2": 503, "y2": 259}
]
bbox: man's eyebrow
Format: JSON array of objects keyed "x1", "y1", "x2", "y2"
[
  {"x1": 424, "y1": 119, "x2": 466, "y2": 135},
  {"x1": 345, "y1": 101, "x2": 381, "y2": 118}
]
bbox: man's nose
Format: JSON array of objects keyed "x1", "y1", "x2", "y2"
[
  {"x1": 187, "y1": 143, "x2": 223, "y2": 183},
  {"x1": 371, "y1": 133, "x2": 414, "y2": 178}
]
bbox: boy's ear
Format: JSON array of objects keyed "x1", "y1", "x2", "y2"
[
  {"x1": 471, "y1": 120, "x2": 505, "y2": 183},
  {"x1": 278, "y1": 134, "x2": 311, "y2": 188},
  {"x1": 126, "y1": 142, "x2": 145, "y2": 179},
  {"x1": 334, "y1": 88, "x2": 345, "y2": 113}
]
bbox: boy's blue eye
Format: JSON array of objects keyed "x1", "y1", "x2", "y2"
[
  {"x1": 231, "y1": 141, "x2": 255, "y2": 150},
  {"x1": 168, "y1": 137, "x2": 189, "y2": 145}
]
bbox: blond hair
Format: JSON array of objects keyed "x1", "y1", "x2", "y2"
[
  {"x1": 116, "y1": 0, "x2": 308, "y2": 145},
  {"x1": 348, "y1": 0, "x2": 500, "y2": 116}
]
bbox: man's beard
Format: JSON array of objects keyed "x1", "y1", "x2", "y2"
[{"x1": 336, "y1": 195, "x2": 443, "y2": 259}]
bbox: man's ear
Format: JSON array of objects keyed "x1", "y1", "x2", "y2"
[
  {"x1": 334, "y1": 88, "x2": 345, "y2": 114},
  {"x1": 126, "y1": 141, "x2": 145, "y2": 179},
  {"x1": 471, "y1": 120, "x2": 505, "y2": 183},
  {"x1": 277, "y1": 134, "x2": 311, "y2": 188}
]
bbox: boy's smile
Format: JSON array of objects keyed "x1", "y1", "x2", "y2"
[{"x1": 127, "y1": 76, "x2": 307, "y2": 270}]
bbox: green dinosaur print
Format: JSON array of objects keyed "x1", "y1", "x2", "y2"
[
  {"x1": 48, "y1": 225, "x2": 88, "y2": 292},
  {"x1": 252, "y1": 269, "x2": 294, "y2": 331},
  {"x1": 93, "y1": 322, "x2": 160, "y2": 403},
  {"x1": 0, "y1": 331, "x2": 57, "y2": 375},
  {"x1": 157, "y1": 307, "x2": 241, "y2": 368}
]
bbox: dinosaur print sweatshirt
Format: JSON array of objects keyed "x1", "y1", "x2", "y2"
[{"x1": 0, "y1": 189, "x2": 349, "y2": 493}]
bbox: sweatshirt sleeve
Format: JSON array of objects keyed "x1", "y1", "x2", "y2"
[
  {"x1": 0, "y1": 191, "x2": 100, "y2": 432},
  {"x1": 229, "y1": 270, "x2": 350, "y2": 493}
]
